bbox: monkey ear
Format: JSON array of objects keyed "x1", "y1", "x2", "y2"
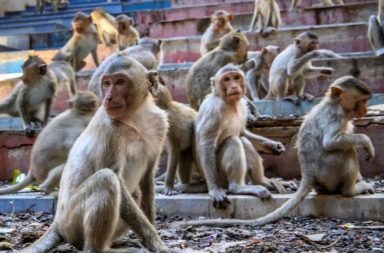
[
  {"x1": 157, "y1": 39, "x2": 162, "y2": 47},
  {"x1": 129, "y1": 18, "x2": 134, "y2": 26},
  {"x1": 148, "y1": 70, "x2": 160, "y2": 98},
  {"x1": 294, "y1": 38, "x2": 301, "y2": 46},
  {"x1": 233, "y1": 36, "x2": 240, "y2": 45},
  {"x1": 229, "y1": 14, "x2": 235, "y2": 22},
  {"x1": 38, "y1": 64, "x2": 47, "y2": 75},
  {"x1": 330, "y1": 86, "x2": 344, "y2": 99},
  {"x1": 261, "y1": 47, "x2": 268, "y2": 55},
  {"x1": 236, "y1": 29, "x2": 241, "y2": 33}
]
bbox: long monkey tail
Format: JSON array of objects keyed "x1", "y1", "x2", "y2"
[
  {"x1": 0, "y1": 173, "x2": 34, "y2": 195},
  {"x1": 171, "y1": 182, "x2": 312, "y2": 228},
  {"x1": 20, "y1": 226, "x2": 62, "y2": 253}
]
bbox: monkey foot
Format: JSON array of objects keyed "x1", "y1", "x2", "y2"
[
  {"x1": 210, "y1": 188, "x2": 230, "y2": 209},
  {"x1": 376, "y1": 48, "x2": 384, "y2": 57},
  {"x1": 299, "y1": 93, "x2": 315, "y2": 101},
  {"x1": 283, "y1": 95, "x2": 301, "y2": 105}
]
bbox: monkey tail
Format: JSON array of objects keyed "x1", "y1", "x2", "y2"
[
  {"x1": 20, "y1": 226, "x2": 62, "y2": 253},
  {"x1": 0, "y1": 173, "x2": 34, "y2": 195},
  {"x1": 171, "y1": 182, "x2": 312, "y2": 228}
]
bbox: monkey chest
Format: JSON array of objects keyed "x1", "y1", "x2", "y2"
[{"x1": 217, "y1": 116, "x2": 244, "y2": 145}]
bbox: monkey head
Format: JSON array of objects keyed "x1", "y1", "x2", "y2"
[
  {"x1": 294, "y1": 32, "x2": 319, "y2": 52},
  {"x1": 219, "y1": 30, "x2": 249, "y2": 55},
  {"x1": 328, "y1": 76, "x2": 372, "y2": 119},
  {"x1": 100, "y1": 54, "x2": 159, "y2": 119},
  {"x1": 138, "y1": 38, "x2": 163, "y2": 57},
  {"x1": 69, "y1": 91, "x2": 100, "y2": 113},
  {"x1": 115, "y1": 14, "x2": 134, "y2": 34},
  {"x1": 72, "y1": 12, "x2": 92, "y2": 34},
  {"x1": 90, "y1": 8, "x2": 106, "y2": 22},
  {"x1": 261, "y1": 45, "x2": 280, "y2": 71},
  {"x1": 213, "y1": 64, "x2": 246, "y2": 104},
  {"x1": 21, "y1": 55, "x2": 47, "y2": 84},
  {"x1": 211, "y1": 10, "x2": 234, "y2": 31}
]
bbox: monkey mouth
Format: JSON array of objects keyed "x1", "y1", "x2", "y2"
[{"x1": 227, "y1": 92, "x2": 241, "y2": 97}]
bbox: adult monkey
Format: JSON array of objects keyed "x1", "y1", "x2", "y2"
[
  {"x1": 265, "y1": 32, "x2": 341, "y2": 105},
  {"x1": 91, "y1": 8, "x2": 118, "y2": 47},
  {"x1": 173, "y1": 76, "x2": 374, "y2": 227},
  {"x1": 192, "y1": 64, "x2": 288, "y2": 210},
  {"x1": 116, "y1": 14, "x2": 140, "y2": 51},
  {"x1": 20, "y1": 55, "x2": 178, "y2": 253},
  {"x1": 187, "y1": 30, "x2": 249, "y2": 110},
  {"x1": 249, "y1": 0, "x2": 281, "y2": 37},
  {"x1": 200, "y1": 10, "x2": 235, "y2": 56},
  {"x1": 0, "y1": 91, "x2": 99, "y2": 195},
  {"x1": 368, "y1": 0, "x2": 384, "y2": 56},
  {"x1": 290, "y1": 0, "x2": 344, "y2": 10}
]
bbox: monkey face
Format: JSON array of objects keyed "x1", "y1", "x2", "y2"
[
  {"x1": 307, "y1": 40, "x2": 319, "y2": 52},
  {"x1": 337, "y1": 88, "x2": 370, "y2": 118},
  {"x1": 213, "y1": 16, "x2": 226, "y2": 30},
  {"x1": 219, "y1": 72, "x2": 245, "y2": 104},
  {"x1": 21, "y1": 56, "x2": 47, "y2": 84},
  {"x1": 116, "y1": 21, "x2": 126, "y2": 33}
]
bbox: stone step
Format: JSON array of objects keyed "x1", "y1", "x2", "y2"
[{"x1": 0, "y1": 193, "x2": 382, "y2": 222}]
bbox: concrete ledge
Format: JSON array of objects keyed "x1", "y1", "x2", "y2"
[{"x1": 0, "y1": 193, "x2": 383, "y2": 221}]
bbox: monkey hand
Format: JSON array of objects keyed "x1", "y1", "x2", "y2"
[
  {"x1": 320, "y1": 68, "x2": 334, "y2": 76},
  {"x1": 24, "y1": 125, "x2": 36, "y2": 138},
  {"x1": 362, "y1": 135, "x2": 375, "y2": 161},
  {"x1": 163, "y1": 186, "x2": 179, "y2": 196},
  {"x1": 270, "y1": 141, "x2": 285, "y2": 155},
  {"x1": 209, "y1": 188, "x2": 230, "y2": 209}
]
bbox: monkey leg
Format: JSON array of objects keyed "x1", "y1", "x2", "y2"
[
  {"x1": 162, "y1": 148, "x2": 180, "y2": 196},
  {"x1": 368, "y1": 15, "x2": 384, "y2": 55},
  {"x1": 39, "y1": 164, "x2": 64, "y2": 194},
  {"x1": 218, "y1": 136, "x2": 271, "y2": 200}
]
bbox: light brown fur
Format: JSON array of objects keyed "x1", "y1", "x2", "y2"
[
  {"x1": 49, "y1": 60, "x2": 77, "y2": 97},
  {"x1": 250, "y1": 0, "x2": 281, "y2": 37},
  {"x1": 116, "y1": 14, "x2": 140, "y2": 51},
  {"x1": 91, "y1": 8, "x2": 118, "y2": 47}
]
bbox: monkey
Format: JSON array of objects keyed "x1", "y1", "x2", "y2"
[
  {"x1": 265, "y1": 32, "x2": 342, "y2": 105},
  {"x1": 52, "y1": 12, "x2": 99, "y2": 72},
  {"x1": 200, "y1": 10, "x2": 235, "y2": 56},
  {"x1": 171, "y1": 75, "x2": 375, "y2": 227},
  {"x1": 116, "y1": 14, "x2": 140, "y2": 51},
  {"x1": 190, "y1": 64, "x2": 291, "y2": 210},
  {"x1": 91, "y1": 8, "x2": 118, "y2": 47},
  {"x1": 368, "y1": 0, "x2": 384, "y2": 56},
  {"x1": 187, "y1": 30, "x2": 249, "y2": 110},
  {"x1": 0, "y1": 91, "x2": 99, "y2": 195},
  {"x1": 246, "y1": 45, "x2": 280, "y2": 100},
  {"x1": 19, "y1": 54, "x2": 179, "y2": 253},
  {"x1": 249, "y1": 0, "x2": 281, "y2": 37},
  {"x1": 35, "y1": 0, "x2": 69, "y2": 14},
  {"x1": 290, "y1": 0, "x2": 344, "y2": 10},
  {"x1": 88, "y1": 38, "x2": 163, "y2": 99},
  {"x1": 0, "y1": 55, "x2": 55, "y2": 137},
  {"x1": 49, "y1": 60, "x2": 77, "y2": 97}
]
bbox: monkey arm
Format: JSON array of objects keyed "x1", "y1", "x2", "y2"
[
  {"x1": 17, "y1": 89, "x2": 31, "y2": 127},
  {"x1": 302, "y1": 65, "x2": 333, "y2": 79},
  {"x1": 287, "y1": 50, "x2": 318, "y2": 76},
  {"x1": 243, "y1": 129, "x2": 285, "y2": 154},
  {"x1": 323, "y1": 131, "x2": 372, "y2": 152},
  {"x1": 139, "y1": 163, "x2": 156, "y2": 224}
]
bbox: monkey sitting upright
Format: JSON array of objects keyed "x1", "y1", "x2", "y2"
[
  {"x1": 173, "y1": 76, "x2": 374, "y2": 227},
  {"x1": 0, "y1": 91, "x2": 99, "y2": 195},
  {"x1": 115, "y1": 14, "x2": 140, "y2": 51},
  {"x1": 265, "y1": 31, "x2": 342, "y2": 105},
  {"x1": 290, "y1": 0, "x2": 344, "y2": 10},
  {"x1": 368, "y1": 0, "x2": 384, "y2": 56},
  {"x1": 249, "y1": 0, "x2": 281, "y2": 37},
  {"x1": 0, "y1": 55, "x2": 56, "y2": 137},
  {"x1": 200, "y1": 10, "x2": 235, "y2": 56}
]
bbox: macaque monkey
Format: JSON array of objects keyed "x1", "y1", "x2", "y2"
[
  {"x1": 192, "y1": 64, "x2": 288, "y2": 210},
  {"x1": 52, "y1": 12, "x2": 99, "y2": 71},
  {"x1": 265, "y1": 32, "x2": 341, "y2": 105},
  {"x1": 249, "y1": 0, "x2": 281, "y2": 37},
  {"x1": 91, "y1": 8, "x2": 118, "y2": 47},
  {"x1": 246, "y1": 45, "x2": 280, "y2": 100},
  {"x1": 368, "y1": 0, "x2": 384, "y2": 56},
  {"x1": 290, "y1": 0, "x2": 344, "y2": 10},
  {"x1": 187, "y1": 30, "x2": 249, "y2": 110},
  {"x1": 0, "y1": 56, "x2": 55, "y2": 137},
  {"x1": 0, "y1": 92, "x2": 99, "y2": 195},
  {"x1": 173, "y1": 76, "x2": 375, "y2": 227},
  {"x1": 35, "y1": 0, "x2": 69, "y2": 14},
  {"x1": 116, "y1": 14, "x2": 140, "y2": 51},
  {"x1": 49, "y1": 60, "x2": 77, "y2": 97},
  {"x1": 88, "y1": 38, "x2": 163, "y2": 99},
  {"x1": 20, "y1": 55, "x2": 178, "y2": 253},
  {"x1": 200, "y1": 10, "x2": 235, "y2": 56}
]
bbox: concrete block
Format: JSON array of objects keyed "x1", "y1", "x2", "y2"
[{"x1": 0, "y1": 194, "x2": 56, "y2": 213}]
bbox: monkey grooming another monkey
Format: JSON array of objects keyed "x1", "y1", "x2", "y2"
[
  {"x1": 20, "y1": 55, "x2": 178, "y2": 253},
  {"x1": 173, "y1": 75, "x2": 374, "y2": 227},
  {"x1": 91, "y1": 8, "x2": 118, "y2": 47},
  {"x1": 187, "y1": 30, "x2": 249, "y2": 110},
  {"x1": 265, "y1": 31, "x2": 341, "y2": 105},
  {"x1": 52, "y1": 12, "x2": 99, "y2": 71},
  {"x1": 49, "y1": 60, "x2": 77, "y2": 97},
  {"x1": 0, "y1": 56, "x2": 55, "y2": 137},
  {"x1": 0, "y1": 91, "x2": 99, "y2": 195},
  {"x1": 249, "y1": 0, "x2": 281, "y2": 37},
  {"x1": 116, "y1": 14, "x2": 140, "y2": 51},
  {"x1": 200, "y1": 10, "x2": 235, "y2": 56},
  {"x1": 368, "y1": 0, "x2": 384, "y2": 56},
  {"x1": 290, "y1": 0, "x2": 344, "y2": 10},
  {"x1": 246, "y1": 45, "x2": 280, "y2": 100}
]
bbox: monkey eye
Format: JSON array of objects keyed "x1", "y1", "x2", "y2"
[
  {"x1": 115, "y1": 79, "x2": 125, "y2": 85},
  {"x1": 223, "y1": 77, "x2": 231, "y2": 82},
  {"x1": 234, "y1": 75, "x2": 241, "y2": 81},
  {"x1": 102, "y1": 80, "x2": 111, "y2": 87}
]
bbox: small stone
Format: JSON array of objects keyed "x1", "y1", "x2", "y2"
[{"x1": 0, "y1": 241, "x2": 12, "y2": 250}]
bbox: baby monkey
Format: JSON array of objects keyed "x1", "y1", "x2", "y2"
[{"x1": 173, "y1": 76, "x2": 375, "y2": 227}]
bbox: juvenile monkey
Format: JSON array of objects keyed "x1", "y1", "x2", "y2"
[
  {"x1": 173, "y1": 76, "x2": 375, "y2": 227},
  {"x1": 35, "y1": 0, "x2": 69, "y2": 14},
  {"x1": 20, "y1": 55, "x2": 178, "y2": 253},
  {"x1": 52, "y1": 12, "x2": 99, "y2": 71},
  {"x1": 0, "y1": 91, "x2": 99, "y2": 195},
  {"x1": 200, "y1": 10, "x2": 235, "y2": 56},
  {"x1": 49, "y1": 60, "x2": 77, "y2": 97},
  {"x1": 290, "y1": 0, "x2": 344, "y2": 10},
  {"x1": 192, "y1": 64, "x2": 288, "y2": 209},
  {"x1": 368, "y1": 0, "x2": 384, "y2": 56},
  {"x1": 89, "y1": 38, "x2": 163, "y2": 98},
  {"x1": 91, "y1": 8, "x2": 118, "y2": 47},
  {"x1": 0, "y1": 56, "x2": 55, "y2": 137},
  {"x1": 246, "y1": 45, "x2": 280, "y2": 100},
  {"x1": 116, "y1": 14, "x2": 140, "y2": 51},
  {"x1": 266, "y1": 32, "x2": 341, "y2": 104},
  {"x1": 249, "y1": 0, "x2": 281, "y2": 37},
  {"x1": 187, "y1": 30, "x2": 249, "y2": 110}
]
